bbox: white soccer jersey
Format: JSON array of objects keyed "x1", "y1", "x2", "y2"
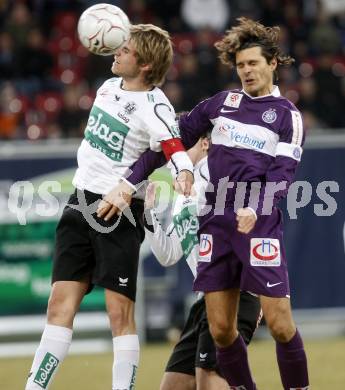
[
  {"x1": 73, "y1": 77, "x2": 190, "y2": 195},
  {"x1": 146, "y1": 157, "x2": 209, "y2": 278}
]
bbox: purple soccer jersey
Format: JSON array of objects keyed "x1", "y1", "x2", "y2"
[
  {"x1": 179, "y1": 87, "x2": 304, "y2": 296},
  {"x1": 127, "y1": 87, "x2": 304, "y2": 296},
  {"x1": 179, "y1": 87, "x2": 304, "y2": 213}
]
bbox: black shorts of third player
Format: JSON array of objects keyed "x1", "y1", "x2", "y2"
[
  {"x1": 52, "y1": 189, "x2": 145, "y2": 302},
  {"x1": 165, "y1": 291, "x2": 261, "y2": 376}
]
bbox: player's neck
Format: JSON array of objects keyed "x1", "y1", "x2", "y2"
[{"x1": 121, "y1": 78, "x2": 153, "y2": 92}]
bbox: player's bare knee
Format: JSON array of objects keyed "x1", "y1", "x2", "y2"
[
  {"x1": 209, "y1": 319, "x2": 236, "y2": 347},
  {"x1": 267, "y1": 317, "x2": 295, "y2": 342},
  {"x1": 108, "y1": 306, "x2": 130, "y2": 332},
  {"x1": 107, "y1": 298, "x2": 134, "y2": 334},
  {"x1": 46, "y1": 294, "x2": 76, "y2": 325},
  {"x1": 196, "y1": 368, "x2": 228, "y2": 390},
  {"x1": 160, "y1": 372, "x2": 194, "y2": 390}
]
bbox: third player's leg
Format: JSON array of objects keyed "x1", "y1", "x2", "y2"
[
  {"x1": 205, "y1": 288, "x2": 240, "y2": 347},
  {"x1": 195, "y1": 368, "x2": 229, "y2": 390},
  {"x1": 237, "y1": 291, "x2": 262, "y2": 344},
  {"x1": 160, "y1": 372, "x2": 195, "y2": 390}
]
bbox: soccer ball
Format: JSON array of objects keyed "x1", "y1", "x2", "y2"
[{"x1": 77, "y1": 3, "x2": 130, "y2": 56}]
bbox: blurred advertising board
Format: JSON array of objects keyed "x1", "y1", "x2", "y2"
[{"x1": 0, "y1": 136, "x2": 344, "y2": 315}]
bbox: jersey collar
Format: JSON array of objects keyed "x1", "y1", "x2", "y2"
[{"x1": 241, "y1": 85, "x2": 281, "y2": 99}]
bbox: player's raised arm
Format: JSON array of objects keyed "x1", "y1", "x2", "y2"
[{"x1": 144, "y1": 183, "x2": 184, "y2": 266}]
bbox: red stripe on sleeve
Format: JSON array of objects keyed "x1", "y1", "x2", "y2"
[{"x1": 160, "y1": 138, "x2": 185, "y2": 160}]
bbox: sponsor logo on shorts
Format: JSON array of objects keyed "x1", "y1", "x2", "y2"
[
  {"x1": 34, "y1": 352, "x2": 59, "y2": 388},
  {"x1": 199, "y1": 352, "x2": 208, "y2": 361},
  {"x1": 119, "y1": 277, "x2": 128, "y2": 287},
  {"x1": 250, "y1": 238, "x2": 281, "y2": 266},
  {"x1": 199, "y1": 234, "x2": 213, "y2": 262},
  {"x1": 229, "y1": 386, "x2": 247, "y2": 390}
]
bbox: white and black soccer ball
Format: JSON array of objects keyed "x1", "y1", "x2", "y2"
[{"x1": 77, "y1": 3, "x2": 130, "y2": 56}]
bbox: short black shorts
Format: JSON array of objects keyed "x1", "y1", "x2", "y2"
[
  {"x1": 52, "y1": 189, "x2": 145, "y2": 302},
  {"x1": 165, "y1": 291, "x2": 261, "y2": 375}
]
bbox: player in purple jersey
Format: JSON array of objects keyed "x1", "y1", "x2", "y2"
[
  {"x1": 178, "y1": 18, "x2": 309, "y2": 390},
  {"x1": 120, "y1": 18, "x2": 310, "y2": 390}
]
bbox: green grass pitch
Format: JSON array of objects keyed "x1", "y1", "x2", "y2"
[{"x1": 1, "y1": 338, "x2": 345, "y2": 389}]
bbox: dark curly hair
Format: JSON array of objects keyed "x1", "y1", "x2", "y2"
[{"x1": 215, "y1": 17, "x2": 294, "y2": 68}]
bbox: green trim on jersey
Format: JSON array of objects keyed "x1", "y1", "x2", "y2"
[
  {"x1": 172, "y1": 203, "x2": 199, "y2": 258},
  {"x1": 147, "y1": 93, "x2": 155, "y2": 102},
  {"x1": 170, "y1": 124, "x2": 181, "y2": 137},
  {"x1": 84, "y1": 105, "x2": 130, "y2": 162}
]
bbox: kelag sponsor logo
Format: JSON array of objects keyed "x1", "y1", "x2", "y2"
[
  {"x1": 85, "y1": 105, "x2": 129, "y2": 161},
  {"x1": 173, "y1": 204, "x2": 199, "y2": 257},
  {"x1": 34, "y1": 352, "x2": 59, "y2": 388}
]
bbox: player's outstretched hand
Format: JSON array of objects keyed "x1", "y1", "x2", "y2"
[
  {"x1": 175, "y1": 170, "x2": 194, "y2": 196},
  {"x1": 236, "y1": 207, "x2": 257, "y2": 234},
  {"x1": 145, "y1": 182, "x2": 157, "y2": 209},
  {"x1": 97, "y1": 181, "x2": 134, "y2": 221}
]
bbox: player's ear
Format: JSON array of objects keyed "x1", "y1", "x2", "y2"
[
  {"x1": 270, "y1": 57, "x2": 277, "y2": 71},
  {"x1": 201, "y1": 138, "x2": 209, "y2": 151},
  {"x1": 141, "y1": 63, "x2": 152, "y2": 72}
]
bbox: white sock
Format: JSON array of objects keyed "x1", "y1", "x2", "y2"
[
  {"x1": 112, "y1": 334, "x2": 140, "y2": 390},
  {"x1": 25, "y1": 324, "x2": 73, "y2": 390}
]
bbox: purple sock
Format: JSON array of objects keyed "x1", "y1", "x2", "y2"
[
  {"x1": 276, "y1": 329, "x2": 309, "y2": 390},
  {"x1": 216, "y1": 334, "x2": 256, "y2": 390}
]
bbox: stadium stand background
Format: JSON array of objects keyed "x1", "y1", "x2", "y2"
[{"x1": 0, "y1": 0, "x2": 344, "y2": 141}]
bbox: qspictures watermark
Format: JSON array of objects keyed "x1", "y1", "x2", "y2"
[{"x1": 4, "y1": 179, "x2": 341, "y2": 233}]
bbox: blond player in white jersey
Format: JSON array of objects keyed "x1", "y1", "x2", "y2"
[{"x1": 25, "y1": 24, "x2": 193, "y2": 390}]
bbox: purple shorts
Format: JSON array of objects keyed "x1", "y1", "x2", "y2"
[{"x1": 194, "y1": 207, "x2": 290, "y2": 298}]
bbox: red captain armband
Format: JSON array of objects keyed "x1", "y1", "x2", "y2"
[{"x1": 160, "y1": 138, "x2": 185, "y2": 160}]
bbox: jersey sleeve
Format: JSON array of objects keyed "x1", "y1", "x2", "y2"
[
  {"x1": 146, "y1": 99, "x2": 193, "y2": 174},
  {"x1": 125, "y1": 149, "x2": 166, "y2": 189},
  {"x1": 145, "y1": 209, "x2": 184, "y2": 266},
  {"x1": 146, "y1": 100, "x2": 180, "y2": 150},
  {"x1": 179, "y1": 93, "x2": 224, "y2": 148}
]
